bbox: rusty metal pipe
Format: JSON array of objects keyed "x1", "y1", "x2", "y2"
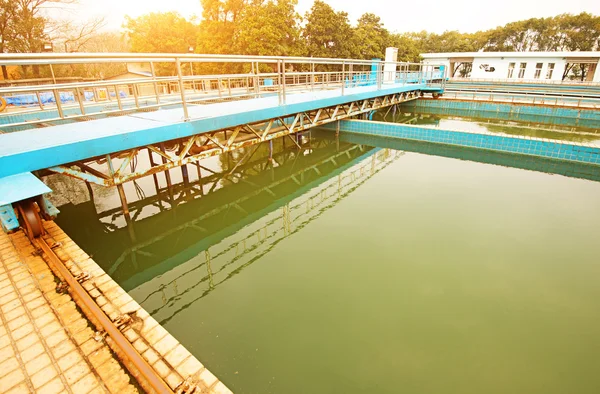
[{"x1": 35, "y1": 237, "x2": 174, "y2": 394}]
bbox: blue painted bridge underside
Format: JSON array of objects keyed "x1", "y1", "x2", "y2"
[{"x1": 0, "y1": 83, "x2": 441, "y2": 178}]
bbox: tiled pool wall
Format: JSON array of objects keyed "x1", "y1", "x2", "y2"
[
  {"x1": 340, "y1": 132, "x2": 600, "y2": 183},
  {"x1": 327, "y1": 120, "x2": 600, "y2": 166},
  {"x1": 399, "y1": 99, "x2": 600, "y2": 129}
]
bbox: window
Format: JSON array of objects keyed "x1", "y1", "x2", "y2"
[
  {"x1": 534, "y1": 63, "x2": 543, "y2": 79},
  {"x1": 507, "y1": 62, "x2": 515, "y2": 78},
  {"x1": 518, "y1": 63, "x2": 527, "y2": 78},
  {"x1": 546, "y1": 63, "x2": 555, "y2": 79}
]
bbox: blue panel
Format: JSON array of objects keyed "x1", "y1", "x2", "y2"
[{"x1": 0, "y1": 172, "x2": 52, "y2": 205}]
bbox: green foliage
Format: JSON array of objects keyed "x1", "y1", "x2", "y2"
[
  {"x1": 124, "y1": 12, "x2": 198, "y2": 54},
  {"x1": 352, "y1": 13, "x2": 388, "y2": 60},
  {"x1": 234, "y1": 0, "x2": 303, "y2": 56},
  {"x1": 303, "y1": 0, "x2": 354, "y2": 59},
  {"x1": 484, "y1": 13, "x2": 600, "y2": 52},
  {"x1": 197, "y1": 0, "x2": 248, "y2": 54}
]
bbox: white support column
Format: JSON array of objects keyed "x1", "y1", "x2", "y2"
[{"x1": 384, "y1": 47, "x2": 399, "y2": 84}]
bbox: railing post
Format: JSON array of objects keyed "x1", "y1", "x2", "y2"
[
  {"x1": 341, "y1": 61, "x2": 345, "y2": 96},
  {"x1": 311, "y1": 62, "x2": 315, "y2": 91},
  {"x1": 254, "y1": 62, "x2": 260, "y2": 98},
  {"x1": 53, "y1": 89, "x2": 64, "y2": 119},
  {"x1": 175, "y1": 58, "x2": 189, "y2": 120},
  {"x1": 349, "y1": 63, "x2": 353, "y2": 88},
  {"x1": 150, "y1": 62, "x2": 160, "y2": 104},
  {"x1": 35, "y1": 91, "x2": 44, "y2": 110},
  {"x1": 282, "y1": 60, "x2": 287, "y2": 104},
  {"x1": 49, "y1": 64, "x2": 57, "y2": 84},
  {"x1": 277, "y1": 60, "x2": 282, "y2": 105},
  {"x1": 75, "y1": 87, "x2": 85, "y2": 115},
  {"x1": 114, "y1": 85, "x2": 123, "y2": 111}
]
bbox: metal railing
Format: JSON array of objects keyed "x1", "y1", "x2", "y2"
[
  {"x1": 0, "y1": 53, "x2": 445, "y2": 130},
  {"x1": 450, "y1": 77, "x2": 600, "y2": 86},
  {"x1": 440, "y1": 89, "x2": 600, "y2": 109}
]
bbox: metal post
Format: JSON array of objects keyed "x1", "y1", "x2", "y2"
[
  {"x1": 75, "y1": 87, "x2": 85, "y2": 115},
  {"x1": 181, "y1": 164, "x2": 189, "y2": 185},
  {"x1": 117, "y1": 184, "x2": 131, "y2": 222},
  {"x1": 311, "y1": 62, "x2": 315, "y2": 91},
  {"x1": 277, "y1": 60, "x2": 282, "y2": 105},
  {"x1": 114, "y1": 85, "x2": 123, "y2": 111},
  {"x1": 150, "y1": 61, "x2": 161, "y2": 104},
  {"x1": 53, "y1": 89, "x2": 65, "y2": 119},
  {"x1": 49, "y1": 64, "x2": 56, "y2": 84},
  {"x1": 147, "y1": 149, "x2": 160, "y2": 194},
  {"x1": 341, "y1": 61, "x2": 345, "y2": 96},
  {"x1": 35, "y1": 91, "x2": 44, "y2": 110},
  {"x1": 282, "y1": 60, "x2": 287, "y2": 104},
  {"x1": 159, "y1": 143, "x2": 173, "y2": 201},
  {"x1": 349, "y1": 63, "x2": 353, "y2": 88},
  {"x1": 132, "y1": 82, "x2": 140, "y2": 109},
  {"x1": 175, "y1": 58, "x2": 189, "y2": 120},
  {"x1": 254, "y1": 62, "x2": 260, "y2": 98}
]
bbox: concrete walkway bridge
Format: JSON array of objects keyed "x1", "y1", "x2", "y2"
[{"x1": 0, "y1": 53, "x2": 445, "y2": 236}]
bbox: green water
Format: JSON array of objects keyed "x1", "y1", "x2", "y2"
[{"x1": 53, "y1": 122, "x2": 600, "y2": 393}]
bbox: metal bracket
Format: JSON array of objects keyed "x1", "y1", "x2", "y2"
[{"x1": 0, "y1": 204, "x2": 19, "y2": 233}]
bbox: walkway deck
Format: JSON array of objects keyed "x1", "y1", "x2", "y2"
[
  {"x1": 0, "y1": 82, "x2": 440, "y2": 178},
  {"x1": 0, "y1": 223, "x2": 232, "y2": 393},
  {"x1": 0, "y1": 230, "x2": 138, "y2": 394}
]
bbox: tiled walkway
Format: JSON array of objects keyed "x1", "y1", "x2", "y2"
[{"x1": 0, "y1": 230, "x2": 139, "y2": 394}]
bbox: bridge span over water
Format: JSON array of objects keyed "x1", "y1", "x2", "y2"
[{"x1": 0, "y1": 53, "x2": 444, "y2": 234}]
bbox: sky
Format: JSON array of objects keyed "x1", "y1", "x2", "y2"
[{"x1": 65, "y1": 0, "x2": 600, "y2": 34}]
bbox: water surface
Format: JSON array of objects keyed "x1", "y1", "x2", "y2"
[{"x1": 53, "y1": 126, "x2": 600, "y2": 394}]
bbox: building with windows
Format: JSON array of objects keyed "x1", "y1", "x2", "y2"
[{"x1": 421, "y1": 52, "x2": 600, "y2": 82}]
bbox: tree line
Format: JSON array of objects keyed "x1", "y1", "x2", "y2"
[
  {"x1": 1, "y1": 0, "x2": 599, "y2": 79},
  {"x1": 124, "y1": 0, "x2": 600, "y2": 61}
]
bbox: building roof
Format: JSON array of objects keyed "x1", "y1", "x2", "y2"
[{"x1": 421, "y1": 51, "x2": 600, "y2": 59}]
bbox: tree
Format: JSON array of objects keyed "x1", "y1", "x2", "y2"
[
  {"x1": 55, "y1": 17, "x2": 106, "y2": 53},
  {"x1": 559, "y1": 13, "x2": 600, "y2": 51},
  {"x1": 303, "y1": 0, "x2": 354, "y2": 59},
  {"x1": 234, "y1": 0, "x2": 303, "y2": 56},
  {"x1": 387, "y1": 33, "x2": 419, "y2": 62},
  {"x1": 352, "y1": 13, "x2": 388, "y2": 60},
  {"x1": 0, "y1": 0, "x2": 16, "y2": 78},
  {"x1": 196, "y1": 0, "x2": 249, "y2": 54},
  {"x1": 125, "y1": 12, "x2": 198, "y2": 54}
]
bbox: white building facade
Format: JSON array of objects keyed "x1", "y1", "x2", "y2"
[{"x1": 421, "y1": 52, "x2": 600, "y2": 83}]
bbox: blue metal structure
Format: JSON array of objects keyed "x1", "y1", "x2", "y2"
[{"x1": 0, "y1": 52, "x2": 445, "y2": 234}]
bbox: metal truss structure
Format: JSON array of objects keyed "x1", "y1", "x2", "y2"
[{"x1": 47, "y1": 91, "x2": 420, "y2": 191}]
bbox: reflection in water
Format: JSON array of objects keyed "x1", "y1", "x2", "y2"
[
  {"x1": 53, "y1": 132, "x2": 387, "y2": 287},
  {"x1": 133, "y1": 149, "x2": 401, "y2": 326}
]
